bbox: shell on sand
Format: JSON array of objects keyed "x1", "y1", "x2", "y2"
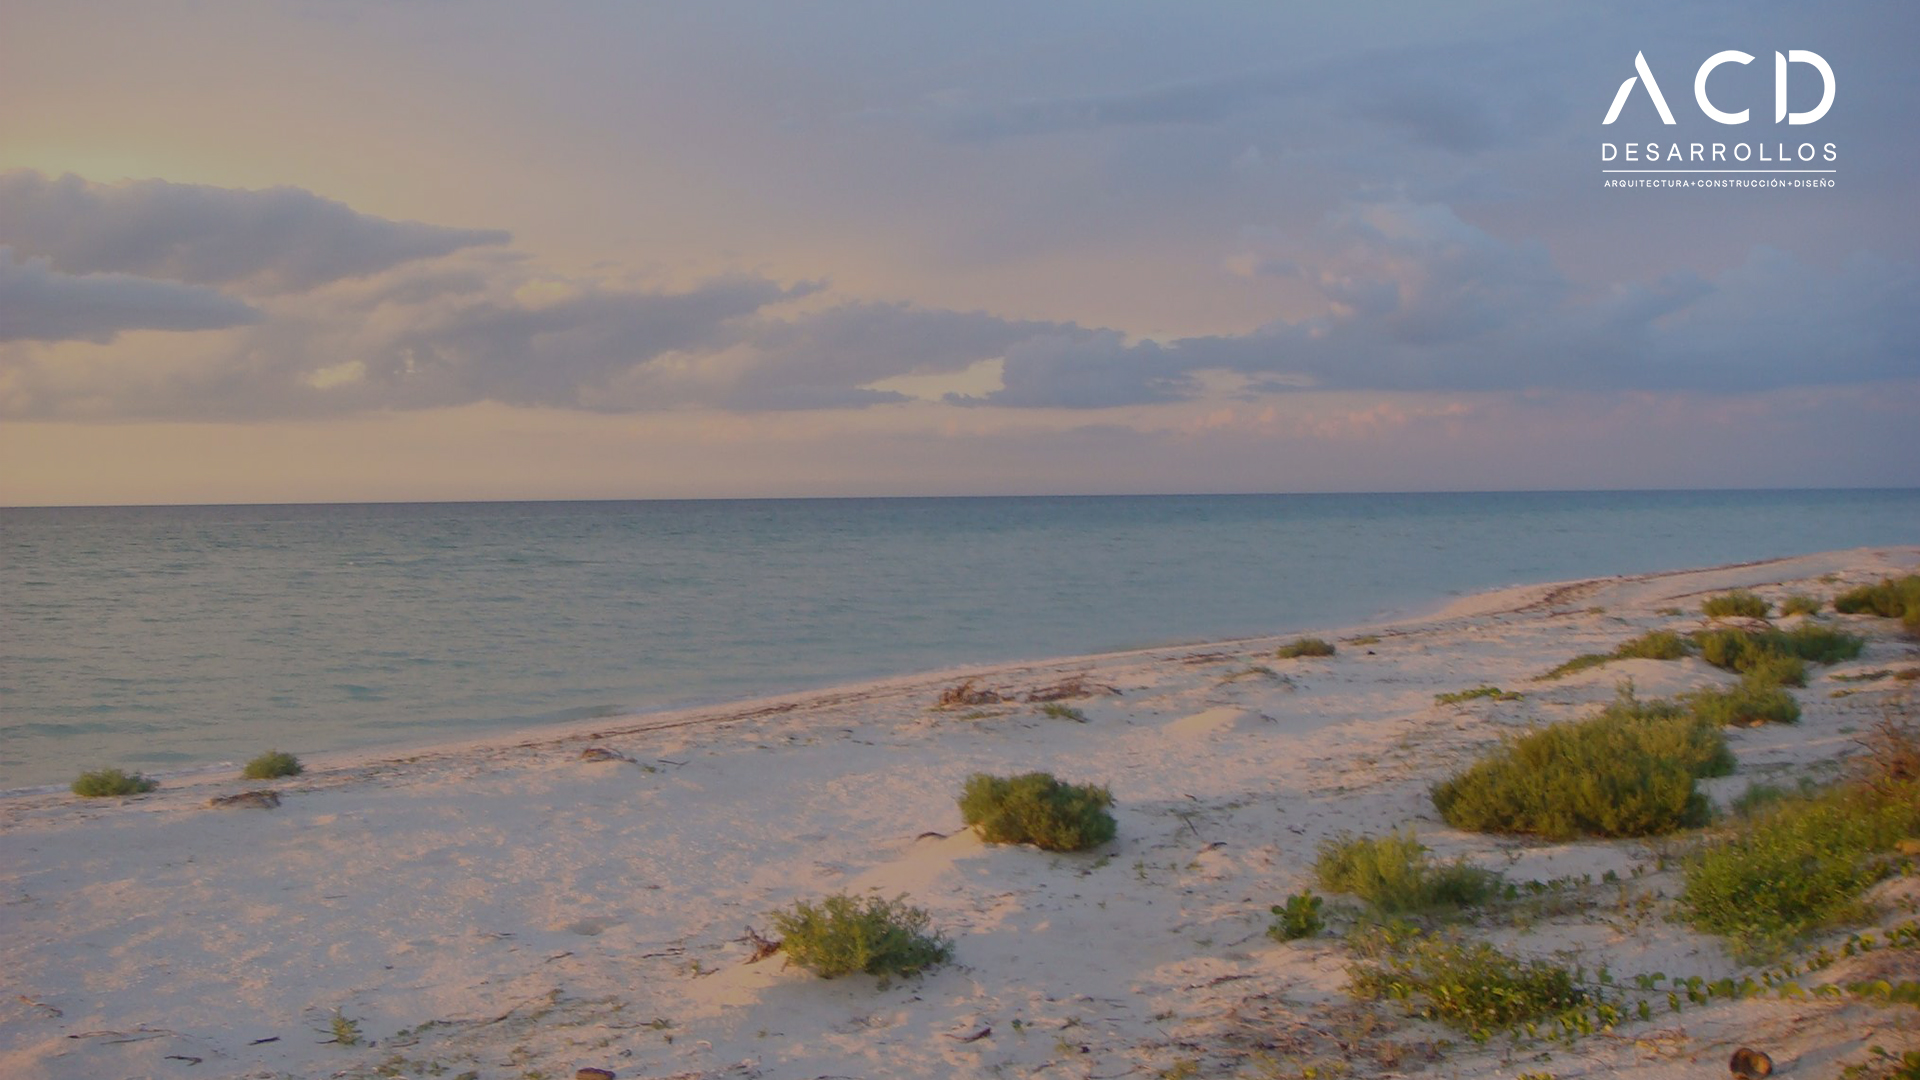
[{"x1": 1730, "y1": 1047, "x2": 1774, "y2": 1078}]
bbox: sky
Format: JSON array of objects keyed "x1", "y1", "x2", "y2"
[{"x1": 1, "y1": 0, "x2": 1916, "y2": 505}]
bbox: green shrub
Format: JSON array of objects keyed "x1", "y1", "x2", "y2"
[
  {"x1": 1780, "y1": 594, "x2": 1823, "y2": 617},
  {"x1": 959, "y1": 772, "x2": 1116, "y2": 851},
  {"x1": 1277, "y1": 637, "x2": 1336, "y2": 659},
  {"x1": 71, "y1": 768, "x2": 157, "y2": 797},
  {"x1": 1679, "y1": 780, "x2": 1920, "y2": 957},
  {"x1": 1268, "y1": 890, "x2": 1325, "y2": 941},
  {"x1": 770, "y1": 893, "x2": 952, "y2": 981},
  {"x1": 1693, "y1": 625, "x2": 1864, "y2": 676},
  {"x1": 1835, "y1": 575, "x2": 1920, "y2": 620},
  {"x1": 1703, "y1": 591, "x2": 1771, "y2": 619},
  {"x1": 1683, "y1": 680, "x2": 1800, "y2": 727},
  {"x1": 1537, "y1": 630, "x2": 1689, "y2": 680},
  {"x1": 1313, "y1": 829, "x2": 1499, "y2": 913},
  {"x1": 1431, "y1": 689, "x2": 1732, "y2": 839},
  {"x1": 1434, "y1": 686, "x2": 1522, "y2": 705},
  {"x1": 1347, "y1": 928, "x2": 1589, "y2": 1042},
  {"x1": 243, "y1": 750, "x2": 303, "y2": 780}
]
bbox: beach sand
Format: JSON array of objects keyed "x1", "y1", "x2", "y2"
[{"x1": 4, "y1": 547, "x2": 1917, "y2": 1080}]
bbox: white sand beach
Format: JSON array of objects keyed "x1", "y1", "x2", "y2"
[{"x1": 4, "y1": 547, "x2": 1917, "y2": 1080}]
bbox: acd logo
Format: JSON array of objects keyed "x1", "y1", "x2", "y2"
[{"x1": 1604, "y1": 50, "x2": 1834, "y2": 125}]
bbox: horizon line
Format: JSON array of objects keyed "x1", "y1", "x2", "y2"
[{"x1": 6, "y1": 484, "x2": 1917, "y2": 513}]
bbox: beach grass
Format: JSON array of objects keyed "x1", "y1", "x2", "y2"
[
  {"x1": 1702, "y1": 590, "x2": 1771, "y2": 618},
  {"x1": 1314, "y1": 829, "x2": 1499, "y2": 914},
  {"x1": 771, "y1": 893, "x2": 951, "y2": 981},
  {"x1": 959, "y1": 771, "x2": 1116, "y2": 851},
  {"x1": 70, "y1": 768, "x2": 157, "y2": 797},
  {"x1": 1431, "y1": 688, "x2": 1732, "y2": 839}
]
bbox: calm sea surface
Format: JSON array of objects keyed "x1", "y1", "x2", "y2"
[{"x1": 3, "y1": 490, "x2": 1916, "y2": 790}]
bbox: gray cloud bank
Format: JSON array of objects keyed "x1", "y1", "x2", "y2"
[
  {"x1": 1, "y1": 160, "x2": 1913, "y2": 419},
  {"x1": 0, "y1": 170, "x2": 509, "y2": 293},
  {"x1": 0, "y1": 247, "x2": 258, "y2": 343}
]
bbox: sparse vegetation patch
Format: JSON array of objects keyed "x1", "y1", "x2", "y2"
[
  {"x1": 71, "y1": 768, "x2": 157, "y2": 797},
  {"x1": 959, "y1": 771, "x2": 1116, "y2": 851},
  {"x1": 1346, "y1": 925, "x2": 1595, "y2": 1043},
  {"x1": 1435, "y1": 686, "x2": 1522, "y2": 706},
  {"x1": 770, "y1": 893, "x2": 952, "y2": 981}
]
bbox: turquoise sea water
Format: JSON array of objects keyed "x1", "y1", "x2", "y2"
[{"x1": 2, "y1": 490, "x2": 1916, "y2": 790}]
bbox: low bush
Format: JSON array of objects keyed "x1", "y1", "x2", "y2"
[
  {"x1": 1434, "y1": 686, "x2": 1522, "y2": 705},
  {"x1": 1537, "y1": 630, "x2": 1688, "y2": 680},
  {"x1": 1431, "y1": 688, "x2": 1732, "y2": 839},
  {"x1": 1679, "y1": 779, "x2": 1920, "y2": 958},
  {"x1": 771, "y1": 893, "x2": 952, "y2": 981},
  {"x1": 1835, "y1": 574, "x2": 1920, "y2": 620},
  {"x1": 243, "y1": 749, "x2": 303, "y2": 780},
  {"x1": 1277, "y1": 637, "x2": 1336, "y2": 659},
  {"x1": 1694, "y1": 625, "x2": 1864, "y2": 677},
  {"x1": 1314, "y1": 829, "x2": 1499, "y2": 913},
  {"x1": 1703, "y1": 591, "x2": 1771, "y2": 619},
  {"x1": 1347, "y1": 926, "x2": 1590, "y2": 1042},
  {"x1": 71, "y1": 768, "x2": 157, "y2": 797},
  {"x1": 1683, "y1": 680, "x2": 1801, "y2": 727},
  {"x1": 1268, "y1": 890, "x2": 1325, "y2": 941},
  {"x1": 1780, "y1": 594, "x2": 1823, "y2": 617},
  {"x1": 1038, "y1": 702, "x2": 1088, "y2": 722},
  {"x1": 959, "y1": 772, "x2": 1116, "y2": 851}
]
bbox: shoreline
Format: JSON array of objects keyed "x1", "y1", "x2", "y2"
[
  {"x1": 0, "y1": 546, "x2": 1867, "y2": 806},
  {"x1": 0, "y1": 555, "x2": 1624, "y2": 805},
  {"x1": 4, "y1": 545, "x2": 1917, "y2": 1080}
]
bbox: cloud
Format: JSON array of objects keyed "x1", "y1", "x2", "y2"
[
  {"x1": 724, "y1": 302, "x2": 1075, "y2": 410},
  {"x1": 0, "y1": 247, "x2": 258, "y2": 343},
  {"x1": 0, "y1": 170, "x2": 510, "y2": 292}
]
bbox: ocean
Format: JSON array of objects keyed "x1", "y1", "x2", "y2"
[{"x1": 3, "y1": 489, "x2": 1915, "y2": 791}]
